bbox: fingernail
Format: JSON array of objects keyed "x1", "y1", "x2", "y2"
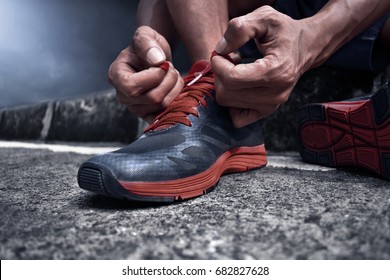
[
  {"x1": 215, "y1": 37, "x2": 227, "y2": 54},
  {"x1": 146, "y1": 47, "x2": 165, "y2": 65}
]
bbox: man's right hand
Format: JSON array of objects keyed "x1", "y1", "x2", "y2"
[{"x1": 108, "y1": 26, "x2": 184, "y2": 123}]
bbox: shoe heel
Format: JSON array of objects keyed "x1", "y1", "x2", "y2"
[
  {"x1": 372, "y1": 82, "x2": 390, "y2": 125},
  {"x1": 297, "y1": 104, "x2": 326, "y2": 129},
  {"x1": 382, "y1": 154, "x2": 390, "y2": 180},
  {"x1": 299, "y1": 147, "x2": 335, "y2": 167}
]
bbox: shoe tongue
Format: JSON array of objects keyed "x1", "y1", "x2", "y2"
[{"x1": 188, "y1": 60, "x2": 210, "y2": 75}]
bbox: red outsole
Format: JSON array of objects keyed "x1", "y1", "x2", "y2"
[
  {"x1": 299, "y1": 99, "x2": 390, "y2": 178},
  {"x1": 119, "y1": 145, "x2": 267, "y2": 200}
]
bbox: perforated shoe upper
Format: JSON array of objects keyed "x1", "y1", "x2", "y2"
[{"x1": 83, "y1": 60, "x2": 264, "y2": 182}]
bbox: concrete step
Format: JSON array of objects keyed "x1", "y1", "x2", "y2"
[
  {"x1": 0, "y1": 90, "x2": 145, "y2": 143},
  {"x1": 0, "y1": 66, "x2": 389, "y2": 150}
]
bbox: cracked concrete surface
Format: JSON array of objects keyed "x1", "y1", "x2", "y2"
[{"x1": 1, "y1": 145, "x2": 389, "y2": 260}]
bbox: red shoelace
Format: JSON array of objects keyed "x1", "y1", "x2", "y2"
[{"x1": 145, "y1": 61, "x2": 214, "y2": 132}]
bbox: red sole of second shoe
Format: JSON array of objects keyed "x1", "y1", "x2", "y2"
[
  {"x1": 298, "y1": 91, "x2": 390, "y2": 180},
  {"x1": 118, "y1": 145, "x2": 267, "y2": 200}
]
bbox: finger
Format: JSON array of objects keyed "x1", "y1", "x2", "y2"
[
  {"x1": 126, "y1": 103, "x2": 163, "y2": 121},
  {"x1": 229, "y1": 52, "x2": 242, "y2": 64},
  {"x1": 215, "y1": 8, "x2": 271, "y2": 55},
  {"x1": 214, "y1": 78, "x2": 291, "y2": 108},
  {"x1": 132, "y1": 71, "x2": 184, "y2": 116},
  {"x1": 116, "y1": 65, "x2": 182, "y2": 105},
  {"x1": 126, "y1": 78, "x2": 182, "y2": 123},
  {"x1": 108, "y1": 47, "x2": 137, "y2": 85},
  {"x1": 133, "y1": 26, "x2": 169, "y2": 66},
  {"x1": 116, "y1": 90, "x2": 131, "y2": 105},
  {"x1": 140, "y1": 68, "x2": 183, "y2": 105},
  {"x1": 212, "y1": 55, "x2": 281, "y2": 89},
  {"x1": 113, "y1": 66, "x2": 167, "y2": 98},
  {"x1": 156, "y1": 70, "x2": 184, "y2": 108},
  {"x1": 114, "y1": 46, "x2": 141, "y2": 69},
  {"x1": 126, "y1": 104, "x2": 161, "y2": 124},
  {"x1": 210, "y1": 54, "x2": 235, "y2": 83},
  {"x1": 119, "y1": 71, "x2": 184, "y2": 119}
]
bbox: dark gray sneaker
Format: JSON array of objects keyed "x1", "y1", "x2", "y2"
[{"x1": 78, "y1": 60, "x2": 267, "y2": 202}]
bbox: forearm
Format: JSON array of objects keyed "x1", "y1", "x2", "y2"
[
  {"x1": 136, "y1": 0, "x2": 179, "y2": 50},
  {"x1": 303, "y1": 0, "x2": 390, "y2": 69}
]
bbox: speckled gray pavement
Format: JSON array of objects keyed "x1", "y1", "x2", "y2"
[{"x1": 1, "y1": 142, "x2": 389, "y2": 260}]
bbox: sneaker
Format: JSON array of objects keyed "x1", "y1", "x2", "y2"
[
  {"x1": 77, "y1": 60, "x2": 267, "y2": 202},
  {"x1": 297, "y1": 81, "x2": 390, "y2": 180}
]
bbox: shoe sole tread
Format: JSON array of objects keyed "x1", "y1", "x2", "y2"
[{"x1": 297, "y1": 85, "x2": 390, "y2": 180}]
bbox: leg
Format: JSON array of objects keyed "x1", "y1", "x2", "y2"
[
  {"x1": 164, "y1": 0, "x2": 275, "y2": 62},
  {"x1": 137, "y1": 0, "x2": 179, "y2": 50},
  {"x1": 378, "y1": 17, "x2": 390, "y2": 49},
  {"x1": 164, "y1": 0, "x2": 229, "y2": 62}
]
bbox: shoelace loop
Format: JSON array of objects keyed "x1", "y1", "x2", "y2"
[{"x1": 145, "y1": 63, "x2": 214, "y2": 132}]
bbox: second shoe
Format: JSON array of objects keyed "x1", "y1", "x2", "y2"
[{"x1": 298, "y1": 81, "x2": 390, "y2": 180}]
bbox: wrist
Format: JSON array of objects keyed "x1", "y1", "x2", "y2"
[
  {"x1": 299, "y1": 16, "x2": 339, "y2": 71},
  {"x1": 299, "y1": 0, "x2": 390, "y2": 70},
  {"x1": 290, "y1": 18, "x2": 326, "y2": 74}
]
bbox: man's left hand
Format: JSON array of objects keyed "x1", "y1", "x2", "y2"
[{"x1": 211, "y1": 6, "x2": 316, "y2": 128}]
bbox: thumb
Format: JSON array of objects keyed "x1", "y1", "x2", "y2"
[
  {"x1": 133, "y1": 26, "x2": 169, "y2": 66},
  {"x1": 215, "y1": 13, "x2": 267, "y2": 55}
]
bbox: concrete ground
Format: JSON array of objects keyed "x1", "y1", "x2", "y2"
[{"x1": 1, "y1": 141, "x2": 389, "y2": 260}]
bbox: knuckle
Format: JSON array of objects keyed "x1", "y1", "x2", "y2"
[
  {"x1": 280, "y1": 66, "x2": 297, "y2": 86},
  {"x1": 123, "y1": 75, "x2": 142, "y2": 97},
  {"x1": 133, "y1": 27, "x2": 149, "y2": 45},
  {"x1": 258, "y1": 5, "x2": 275, "y2": 14},
  {"x1": 107, "y1": 64, "x2": 116, "y2": 84},
  {"x1": 218, "y1": 68, "x2": 241, "y2": 89},
  {"x1": 227, "y1": 68, "x2": 242, "y2": 85},
  {"x1": 133, "y1": 26, "x2": 156, "y2": 49},
  {"x1": 149, "y1": 95, "x2": 164, "y2": 106},
  {"x1": 133, "y1": 34, "x2": 146, "y2": 48},
  {"x1": 133, "y1": 26, "x2": 147, "y2": 38},
  {"x1": 257, "y1": 5, "x2": 279, "y2": 21},
  {"x1": 269, "y1": 60, "x2": 297, "y2": 86},
  {"x1": 119, "y1": 48, "x2": 128, "y2": 57},
  {"x1": 275, "y1": 91, "x2": 290, "y2": 104},
  {"x1": 228, "y1": 17, "x2": 244, "y2": 32},
  {"x1": 136, "y1": 25, "x2": 151, "y2": 34},
  {"x1": 151, "y1": 68, "x2": 164, "y2": 82}
]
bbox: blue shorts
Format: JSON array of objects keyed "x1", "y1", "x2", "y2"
[{"x1": 240, "y1": 0, "x2": 390, "y2": 71}]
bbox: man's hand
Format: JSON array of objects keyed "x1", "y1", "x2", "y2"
[
  {"x1": 211, "y1": 6, "x2": 314, "y2": 128},
  {"x1": 109, "y1": 26, "x2": 184, "y2": 123}
]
